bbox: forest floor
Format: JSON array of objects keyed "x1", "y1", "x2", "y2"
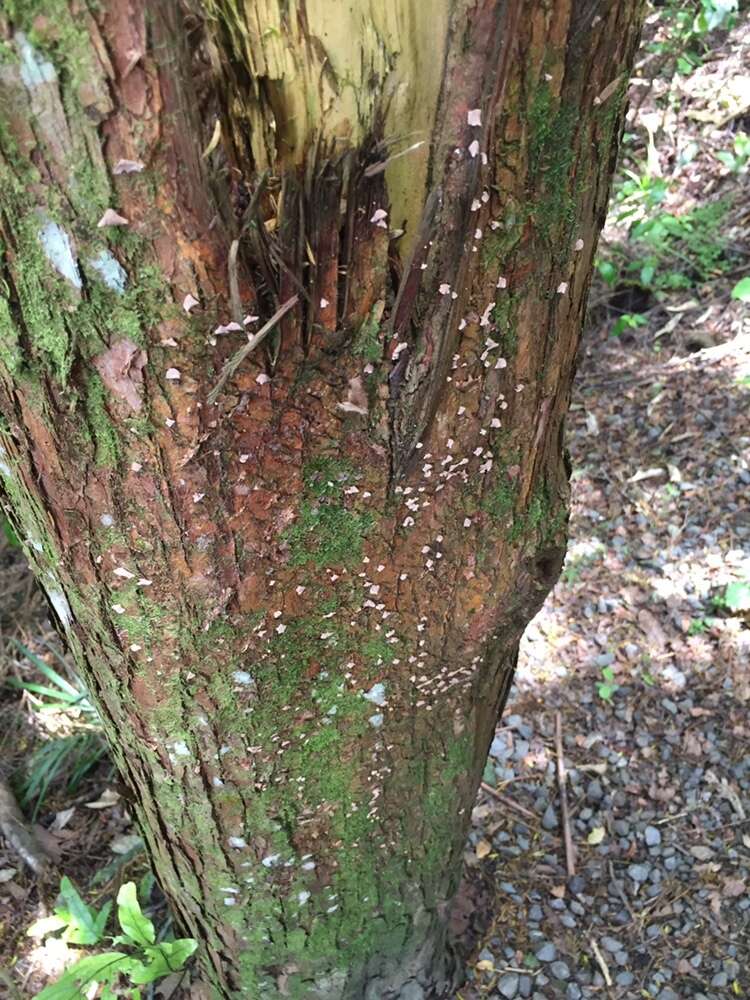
[{"x1": 1, "y1": 6, "x2": 749, "y2": 1000}]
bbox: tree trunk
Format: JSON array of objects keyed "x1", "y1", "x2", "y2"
[{"x1": 0, "y1": 2, "x2": 644, "y2": 997}]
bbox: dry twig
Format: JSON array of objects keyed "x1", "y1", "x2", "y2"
[{"x1": 555, "y1": 711, "x2": 577, "y2": 878}]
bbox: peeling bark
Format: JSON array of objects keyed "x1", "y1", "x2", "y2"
[{"x1": 0, "y1": 2, "x2": 645, "y2": 997}]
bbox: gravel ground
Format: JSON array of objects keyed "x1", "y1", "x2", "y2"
[{"x1": 457, "y1": 325, "x2": 750, "y2": 999}]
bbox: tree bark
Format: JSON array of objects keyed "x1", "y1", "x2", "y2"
[{"x1": 0, "y1": 2, "x2": 644, "y2": 997}]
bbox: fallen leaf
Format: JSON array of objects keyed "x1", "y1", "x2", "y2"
[
  {"x1": 51, "y1": 807, "x2": 75, "y2": 831},
  {"x1": 475, "y1": 839, "x2": 492, "y2": 859},
  {"x1": 0, "y1": 868, "x2": 17, "y2": 883},
  {"x1": 551, "y1": 884, "x2": 566, "y2": 898},
  {"x1": 85, "y1": 787, "x2": 120, "y2": 809},
  {"x1": 587, "y1": 826, "x2": 606, "y2": 845},
  {"x1": 93, "y1": 339, "x2": 147, "y2": 413},
  {"x1": 723, "y1": 878, "x2": 746, "y2": 898},
  {"x1": 109, "y1": 833, "x2": 143, "y2": 855}
]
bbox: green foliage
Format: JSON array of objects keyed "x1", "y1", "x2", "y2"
[
  {"x1": 6, "y1": 642, "x2": 107, "y2": 817},
  {"x1": 597, "y1": 195, "x2": 734, "y2": 317},
  {"x1": 716, "y1": 131, "x2": 749, "y2": 174},
  {"x1": 731, "y1": 276, "x2": 750, "y2": 302},
  {"x1": 687, "y1": 616, "x2": 713, "y2": 635},
  {"x1": 30, "y1": 879, "x2": 197, "y2": 999},
  {"x1": 19, "y1": 733, "x2": 108, "y2": 820},
  {"x1": 610, "y1": 312, "x2": 647, "y2": 339},
  {"x1": 646, "y1": 0, "x2": 738, "y2": 67},
  {"x1": 28, "y1": 877, "x2": 112, "y2": 946},
  {"x1": 693, "y1": 0, "x2": 738, "y2": 34},
  {"x1": 597, "y1": 665, "x2": 619, "y2": 702},
  {"x1": 720, "y1": 579, "x2": 750, "y2": 613}
]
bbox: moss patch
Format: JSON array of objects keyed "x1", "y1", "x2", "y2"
[
  {"x1": 526, "y1": 83, "x2": 580, "y2": 251},
  {"x1": 84, "y1": 373, "x2": 119, "y2": 467},
  {"x1": 284, "y1": 458, "x2": 375, "y2": 569}
]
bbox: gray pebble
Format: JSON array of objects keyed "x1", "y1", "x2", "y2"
[
  {"x1": 519, "y1": 975, "x2": 532, "y2": 998},
  {"x1": 498, "y1": 972, "x2": 520, "y2": 998},
  {"x1": 542, "y1": 804, "x2": 558, "y2": 830},
  {"x1": 602, "y1": 937, "x2": 623, "y2": 952},
  {"x1": 616, "y1": 972, "x2": 635, "y2": 987},
  {"x1": 628, "y1": 863, "x2": 650, "y2": 882},
  {"x1": 536, "y1": 942, "x2": 557, "y2": 962},
  {"x1": 711, "y1": 972, "x2": 728, "y2": 988},
  {"x1": 528, "y1": 904, "x2": 543, "y2": 921},
  {"x1": 644, "y1": 825, "x2": 662, "y2": 846},
  {"x1": 550, "y1": 961, "x2": 571, "y2": 980},
  {"x1": 587, "y1": 779, "x2": 604, "y2": 803}
]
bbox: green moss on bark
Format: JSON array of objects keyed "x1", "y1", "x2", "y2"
[{"x1": 284, "y1": 458, "x2": 375, "y2": 569}]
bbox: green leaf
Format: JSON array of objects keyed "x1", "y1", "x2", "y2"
[
  {"x1": 35, "y1": 952, "x2": 141, "y2": 1000},
  {"x1": 730, "y1": 277, "x2": 750, "y2": 302},
  {"x1": 130, "y1": 939, "x2": 198, "y2": 984},
  {"x1": 597, "y1": 682, "x2": 617, "y2": 702},
  {"x1": 58, "y1": 877, "x2": 101, "y2": 945},
  {"x1": 116, "y1": 882, "x2": 155, "y2": 946},
  {"x1": 587, "y1": 826, "x2": 606, "y2": 845},
  {"x1": 93, "y1": 899, "x2": 113, "y2": 939},
  {"x1": 723, "y1": 580, "x2": 750, "y2": 612},
  {"x1": 597, "y1": 260, "x2": 618, "y2": 286}
]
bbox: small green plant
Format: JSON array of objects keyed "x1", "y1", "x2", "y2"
[
  {"x1": 716, "y1": 131, "x2": 749, "y2": 174},
  {"x1": 731, "y1": 277, "x2": 750, "y2": 302},
  {"x1": 610, "y1": 312, "x2": 648, "y2": 338},
  {"x1": 687, "y1": 616, "x2": 712, "y2": 635},
  {"x1": 29, "y1": 879, "x2": 197, "y2": 999},
  {"x1": 597, "y1": 259, "x2": 619, "y2": 287},
  {"x1": 693, "y1": 0, "x2": 738, "y2": 34},
  {"x1": 613, "y1": 168, "x2": 669, "y2": 229},
  {"x1": 597, "y1": 665, "x2": 619, "y2": 702},
  {"x1": 720, "y1": 579, "x2": 750, "y2": 614},
  {"x1": 598, "y1": 197, "x2": 733, "y2": 311},
  {"x1": 6, "y1": 642, "x2": 108, "y2": 817},
  {"x1": 646, "y1": 0, "x2": 738, "y2": 68}
]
